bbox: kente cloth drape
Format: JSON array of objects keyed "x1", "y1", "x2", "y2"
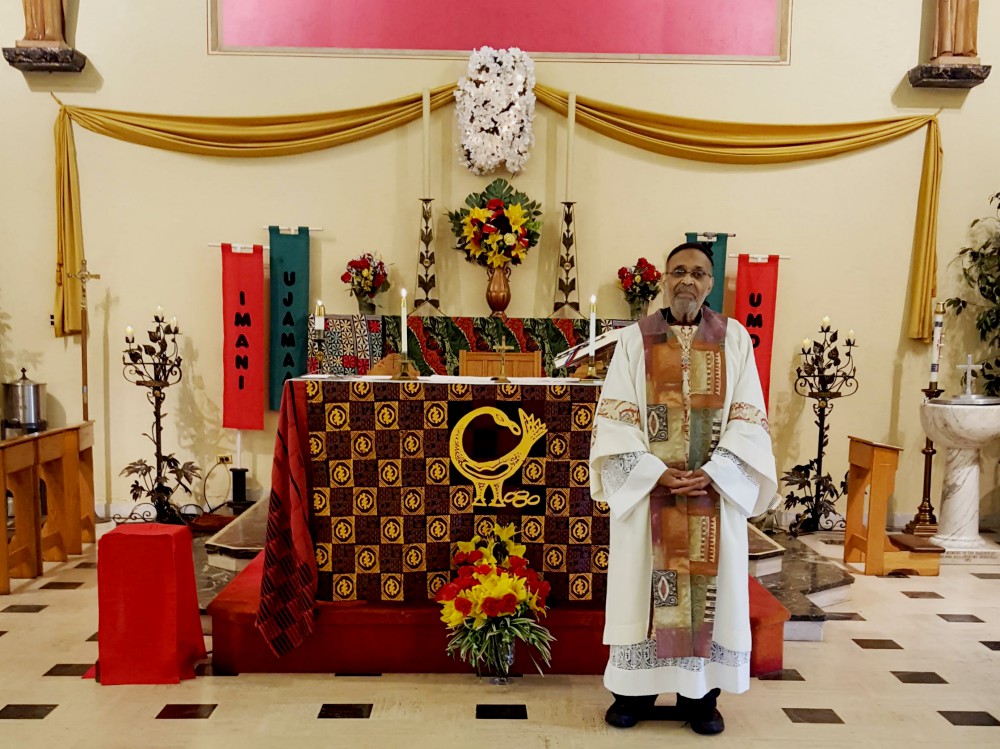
[{"x1": 53, "y1": 83, "x2": 939, "y2": 340}]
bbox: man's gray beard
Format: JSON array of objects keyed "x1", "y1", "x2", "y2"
[{"x1": 670, "y1": 296, "x2": 701, "y2": 322}]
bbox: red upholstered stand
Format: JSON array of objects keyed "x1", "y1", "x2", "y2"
[
  {"x1": 97, "y1": 523, "x2": 207, "y2": 685},
  {"x1": 748, "y1": 575, "x2": 790, "y2": 676}
]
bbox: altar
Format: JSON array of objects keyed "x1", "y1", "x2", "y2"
[{"x1": 212, "y1": 373, "x2": 615, "y2": 674}]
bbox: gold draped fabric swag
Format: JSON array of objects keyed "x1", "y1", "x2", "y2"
[{"x1": 53, "y1": 82, "x2": 940, "y2": 340}]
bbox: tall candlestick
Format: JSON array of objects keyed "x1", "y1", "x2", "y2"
[
  {"x1": 589, "y1": 294, "x2": 597, "y2": 352},
  {"x1": 422, "y1": 88, "x2": 431, "y2": 198},
  {"x1": 565, "y1": 92, "x2": 576, "y2": 201},
  {"x1": 930, "y1": 302, "x2": 944, "y2": 384},
  {"x1": 401, "y1": 288, "x2": 408, "y2": 357}
]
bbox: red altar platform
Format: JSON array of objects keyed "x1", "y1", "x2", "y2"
[{"x1": 210, "y1": 554, "x2": 607, "y2": 675}]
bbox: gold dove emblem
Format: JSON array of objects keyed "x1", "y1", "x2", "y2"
[{"x1": 449, "y1": 407, "x2": 547, "y2": 508}]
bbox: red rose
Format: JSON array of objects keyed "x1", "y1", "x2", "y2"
[
  {"x1": 500, "y1": 593, "x2": 518, "y2": 614},
  {"x1": 481, "y1": 597, "x2": 502, "y2": 617},
  {"x1": 482, "y1": 223, "x2": 497, "y2": 234},
  {"x1": 507, "y1": 555, "x2": 528, "y2": 570},
  {"x1": 457, "y1": 565, "x2": 475, "y2": 578},
  {"x1": 455, "y1": 576, "x2": 477, "y2": 591},
  {"x1": 467, "y1": 550, "x2": 484, "y2": 563},
  {"x1": 474, "y1": 564, "x2": 491, "y2": 576},
  {"x1": 454, "y1": 596, "x2": 472, "y2": 615},
  {"x1": 435, "y1": 582, "x2": 460, "y2": 602},
  {"x1": 638, "y1": 257, "x2": 648, "y2": 266},
  {"x1": 341, "y1": 272, "x2": 352, "y2": 283},
  {"x1": 623, "y1": 277, "x2": 633, "y2": 290},
  {"x1": 486, "y1": 198, "x2": 504, "y2": 210},
  {"x1": 617, "y1": 267, "x2": 628, "y2": 280},
  {"x1": 453, "y1": 551, "x2": 468, "y2": 565},
  {"x1": 642, "y1": 268, "x2": 655, "y2": 282}
]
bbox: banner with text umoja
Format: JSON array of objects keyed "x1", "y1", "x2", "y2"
[
  {"x1": 222, "y1": 243, "x2": 265, "y2": 429},
  {"x1": 734, "y1": 255, "x2": 780, "y2": 411}
]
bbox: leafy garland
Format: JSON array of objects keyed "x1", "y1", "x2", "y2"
[
  {"x1": 448, "y1": 178, "x2": 542, "y2": 269},
  {"x1": 454, "y1": 46, "x2": 536, "y2": 175}
]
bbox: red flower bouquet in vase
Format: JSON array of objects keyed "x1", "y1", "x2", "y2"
[
  {"x1": 617, "y1": 257, "x2": 662, "y2": 319},
  {"x1": 436, "y1": 523, "x2": 554, "y2": 683},
  {"x1": 341, "y1": 252, "x2": 390, "y2": 315}
]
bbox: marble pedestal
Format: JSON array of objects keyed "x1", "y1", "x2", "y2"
[{"x1": 920, "y1": 402, "x2": 1000, "y2": 564}]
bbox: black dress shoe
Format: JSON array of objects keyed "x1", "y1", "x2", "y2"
[
  {"x1": 604, "y1": 693, "x2": 657, "y2": 728},
  {"x1": 677, "y1": 688, "x2": 725, "y2": 735}
]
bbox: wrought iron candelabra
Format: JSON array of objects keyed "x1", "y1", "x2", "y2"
[
  {"x1": 783, "y1": 320, "x2": 859, "y2": 535},
  {"x1": 119, "y1": 312, "x2": 199, "y2": 524}
]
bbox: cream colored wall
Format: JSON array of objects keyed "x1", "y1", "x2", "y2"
[{"x1": 0, "y1": 1, "x2": 997, "y2": 520}]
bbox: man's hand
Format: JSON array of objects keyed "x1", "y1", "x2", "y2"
[{"x1": 658, "y1": 467, "x2": 712, "y2": 496}]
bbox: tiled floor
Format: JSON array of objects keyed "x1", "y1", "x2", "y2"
[{"x1": 1, "y1": 543, "x2": 1000, "y2": 748}]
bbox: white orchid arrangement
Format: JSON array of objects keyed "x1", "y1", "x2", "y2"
[{"x1": 455, "y1": 47, "x2": 536, "y2": 176}]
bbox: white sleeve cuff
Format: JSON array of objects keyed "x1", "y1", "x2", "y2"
[{"x1": 605, "y1": 452, "x2": 667, "y2": 521}]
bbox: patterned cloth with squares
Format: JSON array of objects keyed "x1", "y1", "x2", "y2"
[{"x1": 305, "y1": 378, "x2": 610, "y2": 606}]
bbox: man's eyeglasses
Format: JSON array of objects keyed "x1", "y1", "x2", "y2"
[{"x1": 668, "y1": 269, "x2": 711, "y2": 281}]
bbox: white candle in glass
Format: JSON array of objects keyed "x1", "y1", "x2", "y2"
[
  {"x1": 401, "y1": 288, "x2": 408, "y2": 357},
  {"x1": 930, "y1": 304, "x2": 944, "y2": 383},
  {"x1": 802, "y1": 338, "x2": 811, "y2": 351},
  {"x1": 422, "y1": 89, "x2": 431, "y2": 198},
  {"x1": 821, "y1": 316, "x2": 830, "y2": 327},
  {"x1": 589, "y1": 294, "x2": 597, "y2": 353},
  {"x1": 313, "y1": 300, "x2": 325, "y2": 331},
  {"x1": 125, "y1": 325, "x2": 134, "y2": 339}
]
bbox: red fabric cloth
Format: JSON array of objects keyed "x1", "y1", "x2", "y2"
[
  {"x1": 96, "y1": 523, "x2": 207, "y2": 685},
  {"x1": 222, "y1": 243, "x2": 265, "y2": 429},
  {"x1": 734, "y1": 254, "x2": 780, "y2": 409},
  {"x1": 255, "y1": 380, "x2": 318, "y2": 655}
]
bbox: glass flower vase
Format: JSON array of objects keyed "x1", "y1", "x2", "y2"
[
  {"x1": 628, "y1": 298, "x2": 649, "y2": 320},
  {"x1": 355, "y1": 292, "x2": 376, "y2": 316},
  {"x1": 484, "y1": 638, "x2": 516, "y2": 685}
]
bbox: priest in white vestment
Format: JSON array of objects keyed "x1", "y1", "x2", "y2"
[{"x1": 590, "y1": 242, "x2": 777, "y2": 735}]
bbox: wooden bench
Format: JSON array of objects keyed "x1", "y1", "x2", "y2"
[{"x1": 1, "y1": 423, "x2": 95, "y2": 593}]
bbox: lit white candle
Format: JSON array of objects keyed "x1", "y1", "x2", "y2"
[
  {"x1": 589, "y1": 294, "x2": 597, "y2": 353},
  {"x1": 313, "y1": 300, "x2": 325, "y2": 331},
  {"x1": 848, "y1": 329, "x2": 855, "y2": 339},
  {"x1": 155, "y1": 305, "x2": 163, "y2": 318},
  {"x1": 170, "y1": 316, "x2": 178, "y2": 329},
  {"x1": 930, "y1": 303, "x2": 944, "y2": 384},
  {"x1": 566, "y1": 92, "x2": 577, "y2": 201},
  {"x1": 821, "y1": 316, "x2": 830, "y2": 326},
  {"x1": 802, "y1": 338, "x2": 811, "y2": 351},
  {"x1": 401, "y1": 288, "x2": 408, "y2": 357},
  {"x1": 422, "y1": 89, "x2": 431, "y2": 198},
  {"x1": 125, "y1": 325, "x2": 134, "y2": 338}
]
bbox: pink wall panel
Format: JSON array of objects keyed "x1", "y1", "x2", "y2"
[{"x1": 219, "y1": 0, "x2": 782, "y2": 57}]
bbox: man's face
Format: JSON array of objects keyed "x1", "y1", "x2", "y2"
[{"x1": 664, "y1": 249, "x2": 714, "y2": 322}]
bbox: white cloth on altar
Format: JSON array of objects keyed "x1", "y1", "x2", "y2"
[{"x1": 589, "y1": 314, "x2": 777, "y2": 697}]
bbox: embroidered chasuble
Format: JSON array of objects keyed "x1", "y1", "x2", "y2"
[{"x1": 590, "y1": 306, "x2": 777, "y2": 697}]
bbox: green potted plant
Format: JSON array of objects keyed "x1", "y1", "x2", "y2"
[{"x1": 944, "y1": 192, "x2": 1000, "y2": 395}]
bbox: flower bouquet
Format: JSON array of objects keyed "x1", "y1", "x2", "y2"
[
  {"x1": 617, "y1": 257, "x2": 662, "y2": 319},
  {"x1": 341, "y1": 252, "x2": 390, "y2": 315},
  {"x1": 448, "y1": 179, "x2": 542, "y2": 270},
  {"x1": 454, "y1": 46, "x2": 536, "y2": 175},
  {"x1": 436, "y1": 523, "x2": 554, "y2": 681}
]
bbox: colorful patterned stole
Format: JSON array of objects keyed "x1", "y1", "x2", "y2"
[{"x1": 638, "y1": 307, "x2": 727, "y2": 659}]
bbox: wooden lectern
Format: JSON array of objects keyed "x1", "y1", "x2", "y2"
[{"x1": 843, "y1": 436, "x2": 943, "y2": 576}]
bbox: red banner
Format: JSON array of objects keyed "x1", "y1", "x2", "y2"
[
  {"x1": 222, "y1": 244, "x2": 265, "y2": 430},
  {"x1": 734, "y1": 255, "x2": 780, "y2": 410}
]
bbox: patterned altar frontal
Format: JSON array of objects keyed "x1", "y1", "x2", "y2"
[{"x1": 305, "y1": 379, "x2": 610, "y2": 605}]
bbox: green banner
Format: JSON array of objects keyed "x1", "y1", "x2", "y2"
[
  {"x1": 268, "y1": 226, "x2": 310, "y2": 410},
  {"x1": 685, "y1": 232, "x2": 729, "y2": 313}
]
